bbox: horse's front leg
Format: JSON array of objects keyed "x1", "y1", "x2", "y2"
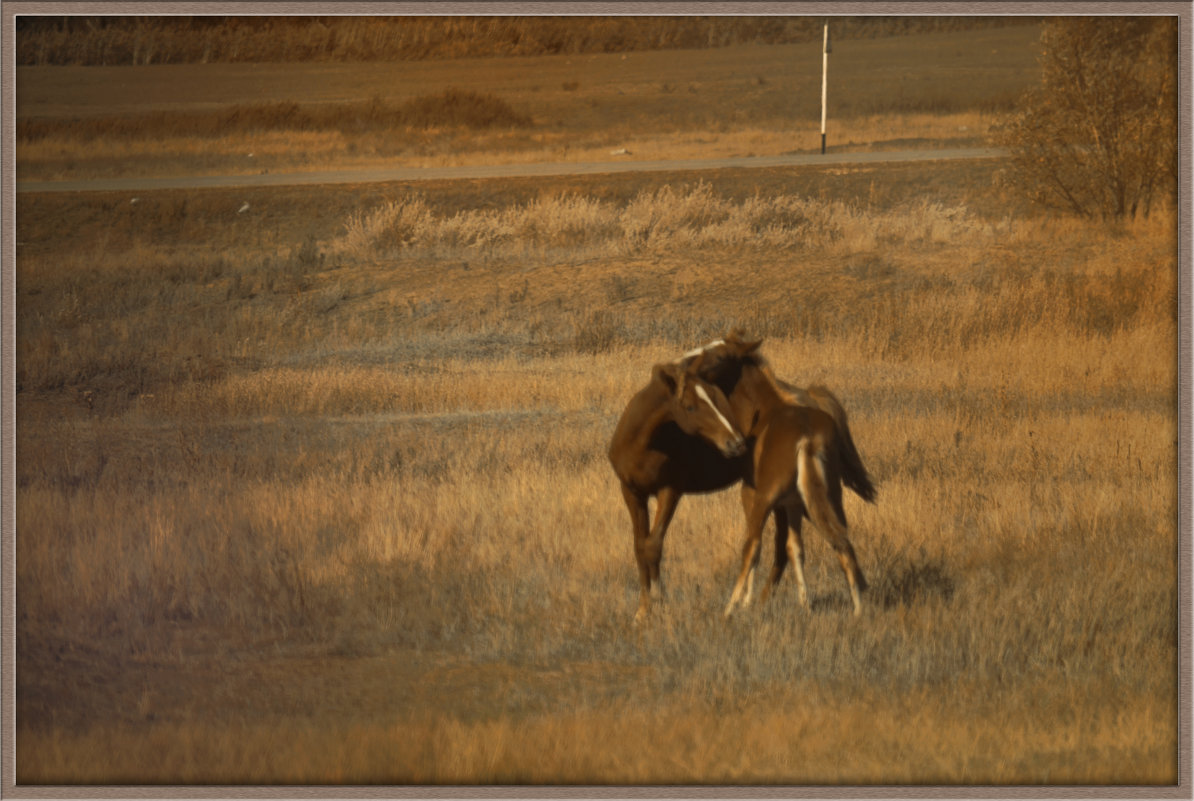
[
  {"x1": 619, "y1": 483, "x2": 653, "y2": 623},
  {"x1": 645, "y1": 486, "x2": 681, "y2": 607},
  {"x1": 724, "y1": 499, "x2": 771, "y2": 618}
]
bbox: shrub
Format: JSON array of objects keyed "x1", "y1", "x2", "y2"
[{"x1": 995, "y1": 18, "x2": 1177, "y2": 219}]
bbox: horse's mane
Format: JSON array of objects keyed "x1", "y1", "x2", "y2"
[{"x1": 735, "y1": 344, "x2": 790, "y2": 398}]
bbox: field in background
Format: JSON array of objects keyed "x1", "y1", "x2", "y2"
[
  {"x1": 14, "y1": 156, "x2": 1179, "y2": 784},
  {"x1": 16, "y1": 25, "x2": 1039, "y2": 181},
  {"x1": 16, "y1": 16, "x2": 1037, "y2": 66}
]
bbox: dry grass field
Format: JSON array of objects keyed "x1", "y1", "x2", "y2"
[
  {"x1": 11, "y1": 21, "x2": 1181, "y2": 788},
  {"x1": 17, "y1": 25, "x2": 1039, "y2": 181}
]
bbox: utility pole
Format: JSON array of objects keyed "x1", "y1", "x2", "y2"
[{"x1": 821, "y1": 19, "x2": 831, "y2": 155}]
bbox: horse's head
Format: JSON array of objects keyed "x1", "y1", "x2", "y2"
[
  {"x1": 678, "y1": 328, "x2": 764, "y2": 395},
  {"x1": 652, "y1": 356, "x2": 746, "y2": 458}
]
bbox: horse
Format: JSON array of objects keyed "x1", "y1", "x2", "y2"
[
  {"x1": 697, "y1": 332, "x2": 872, "y2": 617},
  {"x1": 608, "y1": 333, "x2": 875, "y2": 622},
  {"x1": 607, "y1": 353, "x2": 747, "y2": 622}
]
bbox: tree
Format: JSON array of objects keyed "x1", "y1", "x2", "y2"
[{"x1": 996, "y1": 17, "x2": 1177, "y2": 219}]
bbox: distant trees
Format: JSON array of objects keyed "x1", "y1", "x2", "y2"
[{"x1": 996, "y1": 17, "x2": 1177, "y2": 219}]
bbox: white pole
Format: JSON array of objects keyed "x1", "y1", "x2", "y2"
[{"x1": 821, "y1": 20, "x2": 829, "y2": 154}]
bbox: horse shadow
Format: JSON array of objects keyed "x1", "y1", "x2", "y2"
[
  {"x1": 761, "y1": 555, "x2": 957, "y2": 614},
  {"x1": 870, "y1": 555, "x2": 957, "y2": 610}
]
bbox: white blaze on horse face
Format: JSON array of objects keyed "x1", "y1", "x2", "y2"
[
  {"x1": 680, "y1": 339, "x2": 725, "y2": 362},
  {"x1": 694, "y1": 384, "x2": 736, "y2": 438}
]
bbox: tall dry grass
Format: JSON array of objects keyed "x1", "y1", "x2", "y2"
[
  {"x1": 14, "y1": 166, "x2": 1179, "y2": 784},
  {"x1": 332, "y1": 182, "x2": 1006, "y2": 264}
]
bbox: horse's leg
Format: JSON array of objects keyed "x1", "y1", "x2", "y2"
[
  {"x1": 724, "y1": 499, "x2": 771, "y2": 618},
  {"x1": 784, "y1": 513, "x2": 810, "y2": 610},
  {"x1": 797, "y1": 444, "x2": 867, "y2": 616},
  {"x1": 645, "y1": 486, "x2": 681, "y2": 606},
  {"x1": 619, "y1": 483, "x2": 653, "y2": 623},
  {"x1": 741, "y1": 483, "x2": 783, "y2": 604},
  {"x1": 759, "y1": 504, "x2": 789, "y2": 604}
]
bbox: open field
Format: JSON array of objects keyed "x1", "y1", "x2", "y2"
[
  {"x1": 13, "y1": 153, "x2": 1180, "y2": 784},
  {"x1": 15, "y1": 16, "x2": 1037, "y2": 66},
  {"x1": 16, "y1": 25, "x2": 1040, "y2": 181},
  {"x1": 11, "y1": 19, "x2": 1182, "y2": 786}
]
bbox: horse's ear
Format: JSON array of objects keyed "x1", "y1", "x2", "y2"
[
  {"x1": 726, "y1": 329, "x2": 763, "y2": 355},
  {"x1": 652, "y1": 361, "x2": 684, "y2": 396}
]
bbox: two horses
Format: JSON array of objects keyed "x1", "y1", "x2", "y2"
[{"x1": 608, "y1": 331, "x2": 875, "y2": 620}]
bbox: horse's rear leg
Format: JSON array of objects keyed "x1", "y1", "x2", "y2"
[
  {"x1": 759, "y1": 505, "x2": 791, "y2": 604},
  {"x1": 780, "y1": 508, "x2": 810, "y2": 609},
  {"x1": 797, "y1": 443, "x2": 866, "y2": 616}
]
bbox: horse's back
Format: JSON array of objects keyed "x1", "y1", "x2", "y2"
[{"x1": 779, "y1": 383, "x2": 877, "y2": 504}]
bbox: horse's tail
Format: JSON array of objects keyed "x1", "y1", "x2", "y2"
[{"x1": 804, "y1": 384, "x2": 877, "y2": 504}]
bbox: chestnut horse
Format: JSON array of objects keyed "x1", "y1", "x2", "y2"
[
  {"x1": 608, "y1": 354, "x2": 746, "y2": 622},
  {"x1": 701, "y1": 333, "x2": 872, "y2": 617}
]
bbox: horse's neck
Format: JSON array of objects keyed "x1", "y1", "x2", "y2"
[
  {"x1": 732, "y1": 363, "x2": 787, "y2": 434},
  {"x1": 625, "y1": 388, "x2": 676, "y2": 450}
]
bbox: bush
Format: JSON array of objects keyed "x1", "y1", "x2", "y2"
[
  {"x1": 17, "y1": 92, "x2": 532, "y2": 144},
  {"x1": 995, "y1": 18, "x2": 1177, "y2": 219}
]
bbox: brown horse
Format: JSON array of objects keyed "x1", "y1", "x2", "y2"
[
  {"x1": 698, "y1": 332, "x2": 872, "y2": 617},
  {"x1": 608, "y1": 354, "x2": 747, "y2": 622}
]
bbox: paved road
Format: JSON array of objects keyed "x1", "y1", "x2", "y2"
[{"x1": 15, "y1": 147, "x2": 1006, "y2": 194}]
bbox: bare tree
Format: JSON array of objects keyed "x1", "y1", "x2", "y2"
[{"x1": 996, "y1": 17, "x2": 1177, "y2": 219}]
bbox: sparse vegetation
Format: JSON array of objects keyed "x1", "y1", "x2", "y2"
[
  {"x1": 331, "y1": 183, "x2": 1003, "y2": 265},
  {"x1": 18, "y1": 91, "x2": 533, "y2": 144},
  {"x1": 16, "y1": 26, "x2": 1041, "y2": 182},
  {"x1": 16, "y1": 15, "x2": 1039, "y2": 66}
]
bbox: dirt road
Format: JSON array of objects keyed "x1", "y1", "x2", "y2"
[{"x1": 15, "y1": 147, "x2": 1005, "y2": 194}]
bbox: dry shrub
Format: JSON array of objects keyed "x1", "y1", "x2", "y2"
[
  {"x1": 398, "y1": 88, "x2": 533, "y2": 130},
  {"x1": 995, "y1": 18, "x2": 1177, "y2": 218},
  {"x1": 331, "y1": 183, "x2": 1001, "y2": 263},
  {"x1": 18, "y1": 92, "x2": 532, "y2": 145}
]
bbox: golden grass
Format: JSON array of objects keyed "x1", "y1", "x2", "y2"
[
  {"x1": 18, "y1": 685, "x2": 1176, "y2": 784},
  {"x1": 13, "y1": 159, "x2": 1179, "y2": 785}
]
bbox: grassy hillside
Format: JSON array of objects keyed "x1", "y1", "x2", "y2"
[{"x1": 13, "y1": 157, "x2": 1179, "y2": 784}]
